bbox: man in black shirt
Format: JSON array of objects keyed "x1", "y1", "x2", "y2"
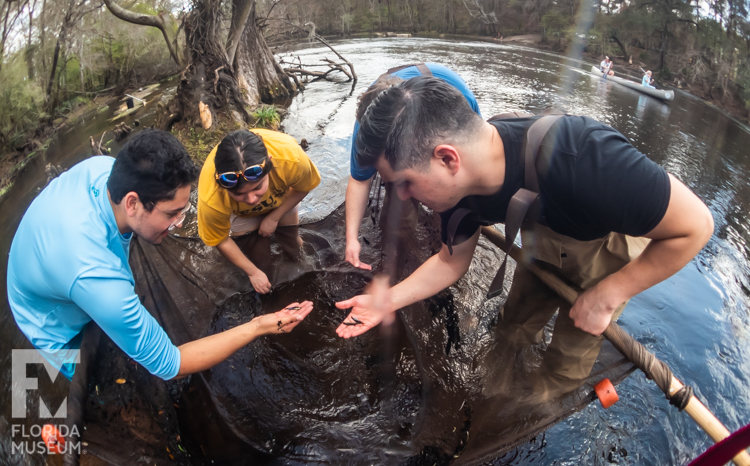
[{"x1": 333, "y1": 77, "x2": 714, "y2": 384}]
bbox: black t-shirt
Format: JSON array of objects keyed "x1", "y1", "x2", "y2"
[{"x1": 440, "y1": 115, "x2": 671, "y2": 245}]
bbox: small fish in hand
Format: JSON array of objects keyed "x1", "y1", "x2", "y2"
[{"x1": 343, "y1": 316, "x2": 364, "y2": 326}]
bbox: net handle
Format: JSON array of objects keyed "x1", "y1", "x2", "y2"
[{"x1": 480, "y1": 226, "x2": 750, "y2": 466}]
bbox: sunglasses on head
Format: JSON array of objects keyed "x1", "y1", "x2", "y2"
[{"x1": 215, "y1": 160, "x2": 267, "y2": 189}]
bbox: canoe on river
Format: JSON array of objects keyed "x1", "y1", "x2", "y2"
[
  {"x1": 590, "y1": 65, "x2": 675, "y2": 102},
  {"x1": 109, "y1": 83, "x2": 161, "y2": 122}
]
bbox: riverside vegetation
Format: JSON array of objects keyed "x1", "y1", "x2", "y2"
[{"x1": 1, "y1": 0, "x2": 749, "y2": 185}]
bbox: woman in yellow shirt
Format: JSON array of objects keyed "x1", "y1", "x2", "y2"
[{"x1": 198, "y1": 129, "x2": 321, "y2": 293}]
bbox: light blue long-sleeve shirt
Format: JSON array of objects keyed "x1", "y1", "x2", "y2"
[
  {"x1": 7, "y1": 156, "x2": 181, "y2": 380},
  {"x1": 642, "y1": 75, "x2": 655, "y2": 89},
  {"x1": 350, "y1": 63, "x2": 482, "y2": 181}
]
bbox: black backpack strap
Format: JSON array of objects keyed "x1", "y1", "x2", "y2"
[
  {"x1": 384, "y1": 63, "x2": 433, "y2": 77},
  {"x1": 523, "y1": 114, "x2": 563, "y2": 192},
  {"x1": 486, "y1": 114, "x2": 564, "y2": 299},
  {"x1": 487, "y1": 111, "x2": 535, "y2": 121},
  {"x1": 415, "y1": 63, "x2": 433, "y2": 77},
  {"x1": 445, "y1": 207, "x2": 475, "y2": 255}
]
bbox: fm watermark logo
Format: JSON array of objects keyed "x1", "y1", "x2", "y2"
[{"x1": 10, "y1": 349, "x2": 82, "y2": 455}]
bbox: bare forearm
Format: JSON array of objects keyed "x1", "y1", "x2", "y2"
[
  {"x1": 598, "y1": 174, "x2": 714, "y2": 304},
  {"x1": 389, "y1": 257, "x2": 462, "y2": 310},
  {"x1": 175, "y1": 320, "x2": 260, "y2": 377},
  {"x1": 597, "y1": 233, "x2": 710, "y2": 304},
  {"x1": 345, "y1": 176, "x2": 371, "y2": 242},
  {"x1": 266, "y1": 189, "x2": 308, "y2": 222},
  {"x1": 569, "y1": 174, "x2": 713, "y2": 335},
  {"x1": 173, "y1": 301, "x2": 314, "y2": 376},
  {"x1": 216, "y1": 237, "x2": 260, "y2": 276},
  {"x1": 390, "y1": 232, "x2": 479, "y2": 311}
]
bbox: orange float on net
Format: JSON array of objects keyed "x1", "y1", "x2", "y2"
[
  {"x1": 594, "y1": 378, "x2": 619, "y2": 409},
  {"x1": 41, "y1": 424, "x2": 66, "y2": 454}
]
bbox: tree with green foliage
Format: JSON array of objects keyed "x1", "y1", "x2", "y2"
[{"x1": 102, "y1": 0, "x2": 297, "y2": 131}]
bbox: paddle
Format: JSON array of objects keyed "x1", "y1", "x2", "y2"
[
  {"x1": 639, "y1": 66, "x2": 660, "y2": 89},
  {"x1": 480, "y1": 226, "x2": 750, "y2": 466}
]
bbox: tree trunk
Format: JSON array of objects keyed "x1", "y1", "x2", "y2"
[
  {"x1": 166, "y1": 0, "x2": 236, "y2": 129},
  {"x1": 0, "y1": 2, "x2": 12, "y2": 75},
  {"x1": 79, "y1": 48, "x2": 85, "y2": 93},
  {"x1": 102, "y1": 0, "x2": 296, "y2": 131},
  {"x1": 46, "y1": 36, "x2": 63, "y2": 113},
  {"x1": 40, "y1": 0, "x2": 47, "y2": 75},
  {"x1": 612, "y1": 34, "x2": 628, "y2": 58},
  {"x1": 26, "y1": 0, "x2": 36, "y2": 80},
  {"x1": 234, "y1": 1, "x2": 296, "y2": 106},
  {"x1": 658, "y1": 21, "x2": 668, "y2": 70},
  {"x1": 46, "y1": 0, "x2": 79, "y2": 115}
]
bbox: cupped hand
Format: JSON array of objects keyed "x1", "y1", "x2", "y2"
[
  {"x1": 335, "y1": 276, "x2": 393, "y2": 338},
  {"x1": 258, "y1": 216, "x2": 279, "y2": 237},
  {"x1": 255, "y1": 301, "x2": 314, "y2": 335},
  {"x1": 249, "y1": 271, "x2": 272, "y2": 294},
  {"x1": 345, "y1": 239, "x2": 372, "y2": 271}
]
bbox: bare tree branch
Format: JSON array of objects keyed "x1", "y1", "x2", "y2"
[
  {"x1": 101, "y1": 0, "x2": 184, "y2": 67},
  {"x1": 461, "y1": 0, "x2": 497, "y2": 24},
  {"x1": 226, "y1": 0, "x2": 254, "y2": 67},
  {"x1": 268, "y1": 18, "x2": 356, "y2": 82}
]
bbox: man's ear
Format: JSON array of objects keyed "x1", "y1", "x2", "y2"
[
  {"x1": 122, "y1": 192, "x2": 141, "y2": 217},
  {"x1": 433, "y1": 145, "x2": 460, "y2": 175}
]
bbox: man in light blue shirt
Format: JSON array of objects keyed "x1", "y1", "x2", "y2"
[
  {"x1": 345, "y1": 63, "x2": 482, "y2": 270},
  {"x1": 7, "y1": 129, "x2": 312, "y2": 381}
]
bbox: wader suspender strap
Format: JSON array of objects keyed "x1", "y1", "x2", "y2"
[
  {"x1": 384, "y1": 63, "x2": 434, "y2": 77},
  {"x1": 486, "y1": 114, "x2": 564, "y2": 298}
]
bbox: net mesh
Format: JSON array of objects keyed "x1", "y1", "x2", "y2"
[{"x1": 67, "y1": 194, "x2": 634, "y2": 465}]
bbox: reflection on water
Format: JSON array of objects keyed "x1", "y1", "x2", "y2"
[{"x1": 2, "y1": 39, "x2": 750, "y2": 464}]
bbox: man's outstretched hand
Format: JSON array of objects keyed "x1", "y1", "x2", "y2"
[
  {"x1": 255, "y1": 301, "x2": 314, "y2": 335},
  {"x1": 335, "y1": 276, "x2": 394, "y2": 338}
]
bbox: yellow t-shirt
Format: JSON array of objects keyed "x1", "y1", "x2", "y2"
[{"x1": 197, "y1": 129, "x2": 321, "y2": 246}]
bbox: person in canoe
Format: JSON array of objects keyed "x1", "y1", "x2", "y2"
[
  {"x1": 642, "y1": 70, "x2": 656, "y2": 89},
  {"x1": 600, "y1": 56, "x2": 615, "y2": 76}
]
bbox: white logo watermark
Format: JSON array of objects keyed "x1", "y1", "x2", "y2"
[
  {"x1": 12, "y1": 349, "x2": 79, "y2": 418},
  {"x1": 11, "y1": 424, "x2": 81, "y2": 455},
  {"x1": 10, "y1": 349, "x2": 82, "y2": 455}
]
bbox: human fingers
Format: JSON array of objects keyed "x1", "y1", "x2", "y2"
[
  {"x1": 335, "y1": 306, "x2": 379, "y2": 337},
  {"x1": 335, "y1": 318, "x2": 374, "y2": 338},
  {"x1": 279, "y1": 301, "x2": 313, "y2": 319},
  {"x1": 569, "y1": 299, "x2": 607, "y2": 336},
  {"x1": 355, "y1": 261, "x2": 372, "y2": 271},
  {"x1": 275, "y1": 315, "x2": 301, "y2": 333},
  {"x1": 257, "y1": 281, "x2": 272, "y2": 294},
  {"x1": 335, "y1": 296, "x2": 361, "y2": 309}
]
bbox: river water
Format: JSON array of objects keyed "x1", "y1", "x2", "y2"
[{"x1": 2, "y1": 38, "x2": 750, "y2": 464}]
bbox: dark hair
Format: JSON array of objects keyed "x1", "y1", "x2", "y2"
[
  {"x1": 214, "y1": 129, "x2": 274, "y2": 191},
  {"x1": 355, "y1": 76, "x2": 484, "y2": 172},
  {"x1": 108, "y1": 129, "x2": 199, "y2": 210},
  {"x1": 356, "y1": 74, "x2": 404, "y2": 121}
]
